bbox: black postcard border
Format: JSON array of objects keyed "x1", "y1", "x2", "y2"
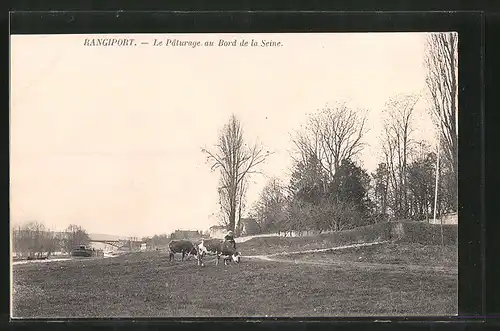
[{"x1": 4, "y1": 10, "x2": 486, "y2": 329}]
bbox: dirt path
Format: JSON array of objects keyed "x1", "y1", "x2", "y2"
[
  {"x1": 12, "y1": 258, "x2": 72, "y2": 266},
  {"x1": 244, "y1": 241, "x2": 389, "y2": 260},
  {"x1": 267, "y1": 241, "x2": 391, "y2": 257},
  {"x1": 12, "y1": 252, "x2": 125, "y2": 266},
  {"x1": 244, "y1": 241, "x2": 457, "y2": 275}
]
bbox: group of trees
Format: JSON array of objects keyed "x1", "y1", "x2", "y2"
[
  {"x1": 248, "y1": 106, "x2": 375, "y2": 235},
  {"x1": 140, "y1": 230, "x2": 207, "y2": 249},
  {"x1": 203, "y1": 33, "x2": 458, "y2": 235},
  {"x1": 12, "y1": 222, "x2": 90, "y2": 257},
  {"x1": 141, "y1": 234, "x2": 170, "y2": 249},
  {"x1": 373, "y1": 32, "x2": 458, "y2": 223}
]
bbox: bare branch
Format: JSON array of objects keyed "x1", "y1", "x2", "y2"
[
  {"x1": 202, "y1": 114, "x2": 272, "y2": 232},
  {"x1": 291, "y1": 101, "x2": 368, "y2": 180},
  {"x1": 424, "y1": 32, "x2": 458, "y2": 211},
  {"x1": 380, "y1": 93, "x2": 420, "y2": 219}
]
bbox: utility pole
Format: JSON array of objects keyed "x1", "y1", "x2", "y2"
[{"x1": 433, "y1": 134, "x2": 444, "y2": 247}]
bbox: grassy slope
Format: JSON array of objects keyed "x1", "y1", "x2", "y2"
[
  {"x1": 238, "y1": 221, "x2": 458, "y2": 256},
  {"x1": 12, "y1": 248, "x2": 457, "y2": 318},
  {"x1": 279, "y1": 243, "x2": 457, "y2": 269}
]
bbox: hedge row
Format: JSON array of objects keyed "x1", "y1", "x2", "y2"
[{"x1": 238, "y1": 221, "x2": 457, "y2": 255}]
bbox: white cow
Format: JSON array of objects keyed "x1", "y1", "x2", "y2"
[{"x1": 196, "y1": 239, "x2": 241, "y2": 267}]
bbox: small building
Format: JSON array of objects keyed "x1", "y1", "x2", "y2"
[
  {"x1": 140, "y1": 243, "x2": 147, "y2": 251},
  {"x1": 429, "y1": 212, "x2": 458, "y2": 225},
  {"x1": 208, "y1": 225, "x2": 226, "y2": 239},
  {"x1": 239, "y1": 218, "x2": 260, "y2": 236}
]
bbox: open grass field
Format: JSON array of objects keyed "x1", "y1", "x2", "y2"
[{"x1": 12, "y1": 239, "x2": 458, "y2": 318}]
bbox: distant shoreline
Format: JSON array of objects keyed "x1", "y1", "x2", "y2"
[{"x1": 12, "y1": 251, "x2": 128, "y2": 266}]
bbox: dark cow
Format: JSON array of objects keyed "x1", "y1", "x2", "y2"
[
  {"x1": 168, "y1": 240, "x2": 197, "y2": 262},
  {"x1": 196, "y1": 238, "x2": 241, "y2": 267}
]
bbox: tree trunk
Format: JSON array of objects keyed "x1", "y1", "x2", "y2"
[
  {"x1": 236, "y1": 199, "x2": 242, "y2": 236},
  {"x1": 425, "y1": 199, "x2": 429, "y2": 223},
  {"x1": 229, "y1": 203, "x2": 236, "y2": 232}
]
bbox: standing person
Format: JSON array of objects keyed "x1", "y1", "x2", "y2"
[{"x1": 224, "y1": 231, "x2": 236, "y2": 249}]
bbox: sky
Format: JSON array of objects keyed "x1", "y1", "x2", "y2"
[{"x1": 10, "y1": 32, "x2": 439, "y2": 238}]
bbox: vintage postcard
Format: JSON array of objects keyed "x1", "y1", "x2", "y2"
[{"x1": 10, "y1": 32, "x2": 458, "y2": 318}]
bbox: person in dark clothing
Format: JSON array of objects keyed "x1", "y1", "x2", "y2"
[{"x1": 224, "y1": 231, "x2": 236, "y2": 249}]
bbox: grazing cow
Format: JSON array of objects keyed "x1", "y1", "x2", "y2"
[
  {"x1": 196, "y1": 238, "x2": 241, "y2": 267},
  {"x1": 168, "y1": 240, "x2": 197, "y2": 262}
]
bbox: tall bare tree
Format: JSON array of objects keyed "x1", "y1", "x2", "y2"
[
  {"x1": 424, "y1": 32, "x2": 458, "y2": 210},
  {"x1": 292, "y1": 102, "x2": 367, "y2": 182},
  {"x1": 216, "y1": 177, "x2": 232, "y2": 228},
  {"x1": 381, "y1": 93, "x2": 420, "y2": 219},
  {"x1": 371, "y1": 162, "x2": 390, "y2": 219},
  {"x1": 202, "y1": 114, "x2": 271, "y2": 233},
  {"x1": 407, "y1": 151, "x2": 436, "y2": 222},
  {"x1": 235, "y1": 178, "x2": 249, "y2": 236},
  {"x1": 290, "y1": 120, "x2": 323, "y2": 167}
]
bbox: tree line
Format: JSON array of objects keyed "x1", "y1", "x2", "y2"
[
  {"x1": 12, "y1": 222, "x2": 90, "y2": 258},
  {"x1": 140, "y1": 230, "x2": 205, "y2": 249},
  {"x1": 203, "y1": 33, "x2": 458, "y2": 236}
]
